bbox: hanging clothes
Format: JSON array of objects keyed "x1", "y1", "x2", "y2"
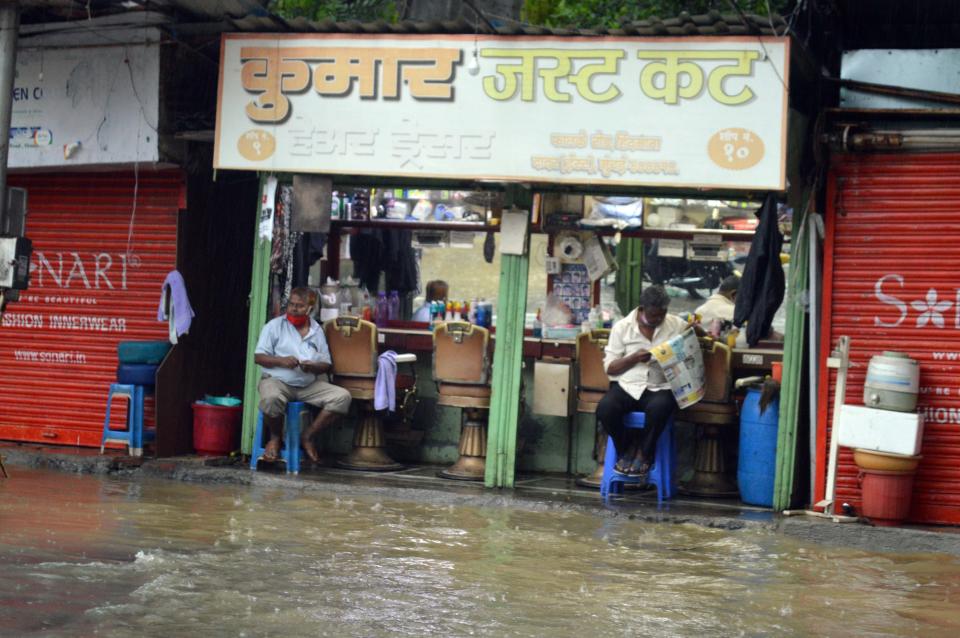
[
  {"x1": 733, "y1": 193, "x2": 785, "y2": 347},
  {"x1": 157, "y1": 270, "x2": 195, "y2": 344},
  {"x1": 350, "y1": 230, "x2": 418, "y2": 295}
]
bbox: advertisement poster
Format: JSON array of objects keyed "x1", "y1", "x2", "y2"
[{"x1": 9, "y1": 44, "x2": 160, "y2": 168}]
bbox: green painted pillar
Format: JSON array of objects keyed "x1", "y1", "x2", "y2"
[
  {"x1": 485, "y1": 247, "x2": 530, "y2": 488},
  {"x1": 773, "y1": 210, "x2": 810, "y2": 510},
  {"x1": 615, "y1": 237, "x2": 644, "y2": 314},
  {"x1": 240, "y1": 175, "x2": 274, "y2": 455}
]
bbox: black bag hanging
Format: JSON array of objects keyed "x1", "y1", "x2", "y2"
[{"x1": 483, "y1": 231, "x2": 496, "y2": 264}]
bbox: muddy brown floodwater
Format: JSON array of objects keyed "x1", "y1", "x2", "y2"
[{"x1": 1, "y1": 468, "x2": 959, "y2": 637}]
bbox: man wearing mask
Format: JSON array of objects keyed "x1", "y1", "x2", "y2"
[
  {"x1": 254, "y1": 286, "x2": 351, "y2": 463},
  {"x1": 596, "y1": 285, "x2": 695, "y2": 481}
]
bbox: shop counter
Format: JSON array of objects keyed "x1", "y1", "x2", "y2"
[
  {"x1": 377, "y1": 327, "x2": 577, "y2": 359},
  {"x1": 731, "y1": 346, "x2": 783, "y2": 380}
]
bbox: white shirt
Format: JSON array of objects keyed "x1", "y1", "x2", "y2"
[
  {"x1": 255, "y1": 316, "x2": 331, "y2": 387},
  {"x1": 695, "y1": 293, "x2": 735, "y2": 325},
  {"x1": 604, "y1": 309, "x2": 688, "y2": 400}
]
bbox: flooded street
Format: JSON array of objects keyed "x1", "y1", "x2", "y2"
[{"x1": 2, "y1": 468, "x2": 959, "y2": 637}]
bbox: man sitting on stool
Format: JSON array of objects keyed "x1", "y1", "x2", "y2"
[
  {"x1": 596, "y1": 285, "x2": 697, "y2": 481},
  {"x1": 254, "y1": 286, "x2": 351, "y2": 463}
]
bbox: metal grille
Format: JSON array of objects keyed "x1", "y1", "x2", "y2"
[
  {"x1": 818, "y1": 153, "x2": 960, "y2": 524},
  {"x1": 0, "y1": 170, "x2": 182, "y2": 448}
]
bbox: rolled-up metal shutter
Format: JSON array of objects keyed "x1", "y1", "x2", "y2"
[
  {"x1": 0, "y1": 170, "x2": 182, "y2": 447},
  {"x1": 818, "y1": 153, "x2": 960, "y2": 524}
]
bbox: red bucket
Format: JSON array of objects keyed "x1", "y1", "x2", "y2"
[
  {"x1": 192, "y1": 402, "x2": 242, "y2": 456},
  {"x1": 859, "y1": 468, "x2": 916, "y2": 526}
]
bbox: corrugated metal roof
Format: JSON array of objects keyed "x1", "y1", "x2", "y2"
[{"x1": 230, "y1": 11, "x2": 786, "y2": 38}]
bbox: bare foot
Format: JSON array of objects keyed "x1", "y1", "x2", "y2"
[
  {"x1": 301, "y1": 435, "x2": 320, "y2": 463},
  {"x1": 262, "y1": 438, "x2": 281, "y2": 462}
]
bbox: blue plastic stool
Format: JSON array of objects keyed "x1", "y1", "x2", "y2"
[
  {"x1": 600, "y1": 412, "x2": 676, "y2": 502},
  {"x1": 100, "y1": 383, "x2": 155, "y2": 456},
  {"x1": 250, "y1": 401, "x2": 310, "y2": 475}
]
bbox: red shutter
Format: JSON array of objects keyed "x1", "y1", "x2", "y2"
[
  {"x1": 0, "y1": 170, "x2": 182, "y2": 448},
  {"x1": 818, "y1": 153, "x2": 960, "y2": 525}
]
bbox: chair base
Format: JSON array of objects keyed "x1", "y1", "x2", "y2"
[
  {"x1": 575, "y1": 464, "x2": 604, "y2": 488},
  {"x1": 337, "y1": 407, "x2": 404, "y2": 472},
  {"x1": 438, "y1": 410, "x2": 487, "y2": 482},
  {"x1": 575, "y1": 429, "x2": 607, "y2": 489},
  {"x1": 679, "y1": 423, "x2": 739, "y2": 498}
]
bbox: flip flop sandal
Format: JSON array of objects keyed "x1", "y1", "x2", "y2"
[
  {"x1": 614, "y1": 454, "x2": 634, "y2": 475},
  {"x1": 627, "y1": 459, "x2": 651, "y2": 479},
  {"x1": 261, "y1": 443, "x2": 282, "y2": 463}
]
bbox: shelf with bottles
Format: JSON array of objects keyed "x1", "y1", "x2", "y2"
[
  {"x1": 420, "y1": 298, "x2": 494, "y2": 331},
  {"x1": 331, "y1": 187, "x2": 501, "y2": 228}
]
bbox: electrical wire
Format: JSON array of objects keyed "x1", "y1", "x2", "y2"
[{"x1": 725, "y1": 0, "x2": 788, "y2": 93}]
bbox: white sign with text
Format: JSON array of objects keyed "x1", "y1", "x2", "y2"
[
  {"x1": 10, "y1": 44, "x2": 159, "y2": 168},
  {"x1": 215, "y1": 34, "x2": 789, "y2": 190}
]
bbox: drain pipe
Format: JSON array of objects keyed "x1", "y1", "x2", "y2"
[{"x1": 0, "y1": 1, "x2": 20, "y2": 225}]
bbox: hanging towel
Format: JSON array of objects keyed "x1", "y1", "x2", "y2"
[
  {"x1": 374, "y1": 350, "x2": 398, "y2": 411},
  {"x1": 158, "y1": 270, "x2": 195, "y2": 344}
]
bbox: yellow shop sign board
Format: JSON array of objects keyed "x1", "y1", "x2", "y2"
[{"x1": 215, "y1": 34, "x2": 789, "y2": 190}]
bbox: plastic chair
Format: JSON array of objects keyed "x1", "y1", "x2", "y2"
[
  {"x1": 600, "y1": 411, "x2": 676, "y2": 502},
  {"x1": 249, "y1": 401, "x2": 309, "y2": 475},
  {"x1": 100, "y1": 383, "x2": 155, "y2": 456}
]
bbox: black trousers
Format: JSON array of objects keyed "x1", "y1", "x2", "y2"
[{"x1": 596, "y1": 383, "x2": 677, "y2": 462}]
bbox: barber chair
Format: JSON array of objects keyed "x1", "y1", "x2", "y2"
[
  {"x1": 574, "y1": 329, "x2": 611, "y2": 489},
  {"x1": 324, "y1": 316, "x2": 416, "y2": 471},
  {"x1": 678, "y1": 338, "x2": 739, "y2": 497},
  {"x1": 432, "y1": 321, "x2": 491, "y2": 481}
]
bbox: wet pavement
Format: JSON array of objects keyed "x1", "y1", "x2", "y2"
[
  {"x1": 3, "y1": 464, "x2": 960, "y2": 637},
  {"x1": 3, "y1": 442, "x2": 960, "y2": 557}
]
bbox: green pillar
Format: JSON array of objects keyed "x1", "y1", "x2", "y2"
[
  {"x1": 485, "y1": 248, "x2": 530, "y2": 488},
  {"x1": 240, "y1": 175, "x2": 273, "y2": 455},
  {"x1": 615, "y1": 237, "x2": 644, "y2": 314},
  {"x1": 773, "y1": 210, "x2": 810, "y2": 510}
]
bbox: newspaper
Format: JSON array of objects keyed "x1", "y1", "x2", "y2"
[{"x1": 649, "y1": 329, "x2": 705, "y2": 409}]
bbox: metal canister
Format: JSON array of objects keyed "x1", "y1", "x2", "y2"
[{"x1": 863, "y1": 351, "x2": 920, "y2": 412}]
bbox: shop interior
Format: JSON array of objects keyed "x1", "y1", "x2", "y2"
[{"x1": 259, "y1": 179, "x2": 789, "y2": 499}]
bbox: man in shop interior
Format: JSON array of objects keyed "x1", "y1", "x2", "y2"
[
  {"x1": 596, "y1": 285, "x2": 702, "y2": 480},
  {"x1": 695, "y1": 275, "x2": 740, "y2": 326},
  {"x1": 254, "y1": 286, "x2": 351, "y2": 463},
  {"x1": 412, "y1": 279, "x2": 449, "y2": 323}
]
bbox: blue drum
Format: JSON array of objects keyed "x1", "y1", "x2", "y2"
[{"x1": 737, "y1": 387, "x2": 780, "y2": 507}]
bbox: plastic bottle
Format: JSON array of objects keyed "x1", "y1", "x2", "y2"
[
  {"x1": 587, "y1": 306, "x2": 599, "y2": 330},
  {"x1": 375, "y1": 291, "x2": 388, "y2": 327},
  {"x1": 532, "y1": 308, "x2": 543, "y2": 338},
  {"x1": 468, "y1": 298, "x2": 478, "y2": 324},
  {"x1": 387, "y1": 290, "x2": 400, "y2": 321},
  {"x1": 482, "y1": 300, "x2": 494, "y2": 328},
  {"x1": 444, "y1": 300, "x2": 453, "y2": 322}
]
